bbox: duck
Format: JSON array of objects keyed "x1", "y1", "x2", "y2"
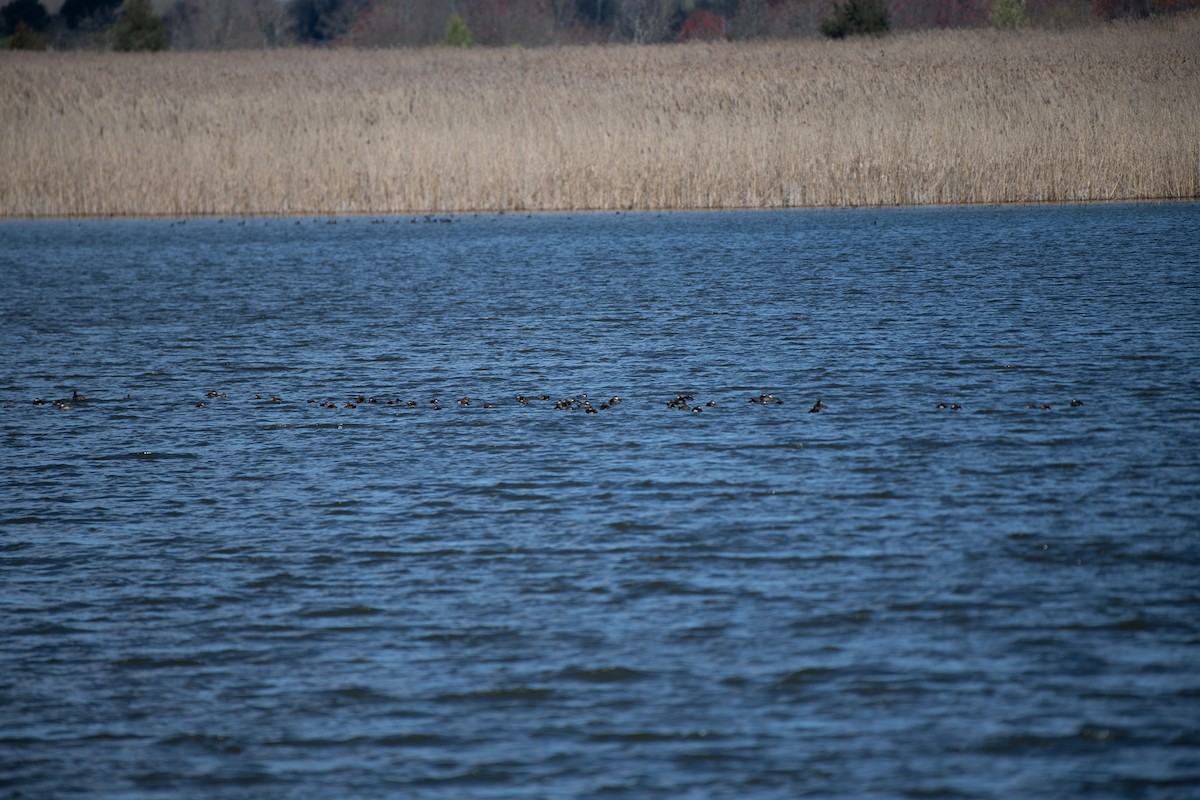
[
  {"x1": 809, "y1": 399, "x2": 827, "y2": 413},
  {"x1": 71, "y1": 390, "x2": 87, "y2": 402},
  {"x1": 751, "y1": 393, "x2": 783, "y2": 405},
  {"x1": 1071, "y1": 398, "x2": 1084, "y2": 407}
]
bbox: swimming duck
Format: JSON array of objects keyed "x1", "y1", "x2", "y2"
[
  {"x1": 72, "y1": 390, "x2": 87, "y2": 402},
  {"x1": 809, "y1": 399, "x2": 827, "y2": 413},
  {"x1": 1071, "y1": 398, "x2": 1084, "y2": 407}
]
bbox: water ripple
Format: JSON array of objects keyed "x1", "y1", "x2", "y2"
[{"x1": 2, "y1": 205, "x2": 1198, "y2": 800}]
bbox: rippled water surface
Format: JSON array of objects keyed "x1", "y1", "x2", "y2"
[{"x1": 3, "y1": 204, "x2": 1199, "y2": 799}]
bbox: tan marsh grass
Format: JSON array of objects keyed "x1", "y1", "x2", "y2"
[{"x1": 2, "y1": 14, "x2": 1198, "y2": 216}]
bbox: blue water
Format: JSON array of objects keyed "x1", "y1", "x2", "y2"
[{"x1": 2, "y1": 203, "x2": 1199, "y2": 799}]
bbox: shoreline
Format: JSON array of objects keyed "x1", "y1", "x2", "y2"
[
  {"x1": 2, "y1": 196, "x2": 1195, "y2": 222},
  {"x1": 3, "y1": 16, "x2": 1198, "y2": 217}
]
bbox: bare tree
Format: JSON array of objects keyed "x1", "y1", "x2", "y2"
[
  {"x1": 614, "y1": 0, "x2": 674, "y2": 41},
  {"x1": 165, "y1": 0, "x2": 290, "y2": 48}
]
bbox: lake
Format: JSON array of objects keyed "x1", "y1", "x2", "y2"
[{"x1": 2, "y1": 203, "x2": 1199, "y2": 799}]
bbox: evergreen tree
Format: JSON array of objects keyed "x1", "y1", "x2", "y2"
[
  {"x1": 989, "y1": 0, "x2": 1029, "y2": 27},
  {"x1": 289, "y1": 0, "x2": 367, "y2": 44},
  {"x1": 9, "y1": 19, "x2": 49, "y2": 46},
  {"x1": 111, "y1": 0, "x2": 166, "y2": 49},
  {"x1": 2, "y1": 0, "x2": 49, "y2": 34},
  {"x1": 820, "y1": 0, "x2": 889, "y2": 37},
  {"x1": 58, "y1": 0, "x2": 121, "y2": 29},
  {"x1": 444, "y1": 11, "x2": 472, "y2": 45}
]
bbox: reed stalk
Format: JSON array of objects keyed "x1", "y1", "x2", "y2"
[{"x1": 2, "y1": 14, "x2": 1197, "y2": 216}]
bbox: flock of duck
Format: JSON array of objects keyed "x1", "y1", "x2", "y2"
[
  {"x1": 245, "y1": 391, "x2": 826, "y2": 414},
  {"x1": 29, "y1": 390, "x2": 90, "y2": 411},
  {"x1": 28, "y1": 390, "x2": 1084, "y2": 415}
]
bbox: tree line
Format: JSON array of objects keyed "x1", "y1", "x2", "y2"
[{"x1": 2, "y1": 0, "x2": 1195, "y2": 49}]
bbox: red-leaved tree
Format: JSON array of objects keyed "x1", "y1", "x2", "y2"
[{"x1": 676, "y1": 9, "x2": 726, "y2": 40}]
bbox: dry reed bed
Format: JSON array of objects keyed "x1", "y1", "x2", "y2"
[{"x1": 2, "y1": 15, "x2": 1199, "y2": 216}]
